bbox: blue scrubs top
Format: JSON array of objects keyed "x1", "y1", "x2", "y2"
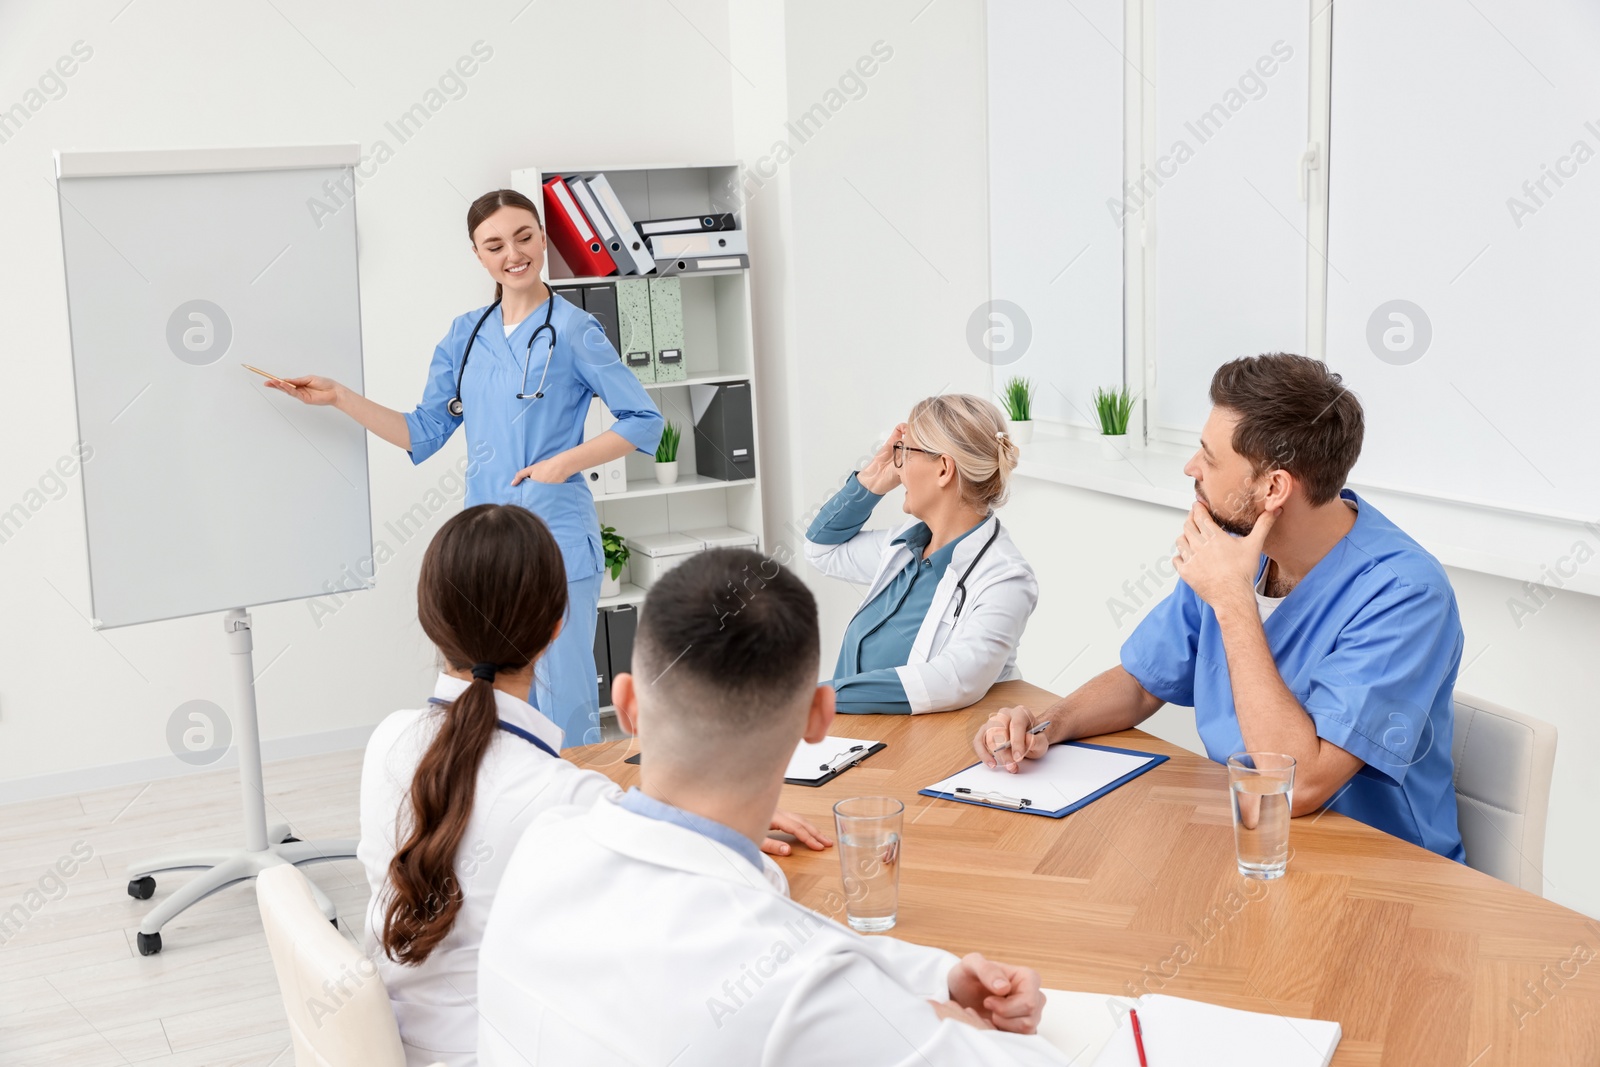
[
  {"x1": 1120, "y1": 490, "x2": 1466, "y2": 861},
  {"x1": 404, "y1": 295, "x2": 663, "y2": 583},
  {"x1": 808, "y1": 475, "x2": 980, "y2": 713}
]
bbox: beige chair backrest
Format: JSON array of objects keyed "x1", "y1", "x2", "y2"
[
  {"x1": 256, "y1": 863, "x2": 423, "y2": 1067},
  {"x1": 1451, "y1": 691, "x2": 1558, "y2": 895}
]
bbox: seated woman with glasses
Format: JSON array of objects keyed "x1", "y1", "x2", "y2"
[{"x1": 803, "y1": 394, "x2": 1039, "y2": 714}]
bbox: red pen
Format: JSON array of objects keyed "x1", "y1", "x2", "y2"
[{"x1": 1129, "y1": 1007, "x2": 1149, "y2": 1066}]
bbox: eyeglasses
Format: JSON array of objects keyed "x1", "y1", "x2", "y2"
[{"x1": 892, "y1": 442, "x2": 940, "y2": 468}]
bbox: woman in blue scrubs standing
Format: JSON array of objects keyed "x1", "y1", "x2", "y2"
[{"x1": 267, "y1": 189, "x2": 663, "y2": 746}]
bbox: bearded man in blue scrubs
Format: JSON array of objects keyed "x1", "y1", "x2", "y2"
[{"x1": 972, "y1": 353, "x2": 1465, "y2": 861}]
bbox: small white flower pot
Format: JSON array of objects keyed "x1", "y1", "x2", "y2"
[
  {"x1": 654, "y1": 461, "x2": 679, "y2": 486},
  {"x1": 599, "y1": 571, "x2": 622, "y2": 599},
  {"x1": 1009, "y1": 420, "x2": 1034, "y2": 444},
  {"x1": 1099, "y1": 433, "x2": 1129, "y2": 460}
]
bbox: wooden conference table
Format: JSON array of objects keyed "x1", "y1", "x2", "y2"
[{"x1": 569, "y1": 680, "x2": 1600, "y2": 1065}]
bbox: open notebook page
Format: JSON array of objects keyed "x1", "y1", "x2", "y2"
[
  {"x1": 1035, "y1": 989, "x2": 1132, "y2": 1065},
  {"x1": 1084, "y1": 993, "x2": 1341, "y2": 1067}
]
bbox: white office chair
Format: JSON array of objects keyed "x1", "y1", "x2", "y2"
[
  {"x1": 1451, "y1": 692, "x2": 1557, "y2": 894},
  {"x1": 257, "y1": 864, "x2": 444, "y2": 1067}
]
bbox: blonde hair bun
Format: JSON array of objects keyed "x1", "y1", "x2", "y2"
[{"x1": 906, "y1": 394, "x2": 1018, "y2": 510}]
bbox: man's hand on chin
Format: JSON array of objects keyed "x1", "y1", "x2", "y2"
[{"x1": 1174, "y1": 502, "x2": 1278, "y2": 613}]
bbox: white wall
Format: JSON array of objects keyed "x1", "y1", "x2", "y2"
[
  {"x1": 748, "y1": 0, "x2": 993, "y2": 664},
  {"x1": 0, "y1": 0, "x2": 734, "y2": 789}
]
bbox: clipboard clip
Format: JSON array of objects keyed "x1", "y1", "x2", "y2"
[
  {"x1": 820, "y1": 745, "x2": 869, "y2": 774},
  {"x1": 955, "y1": 787, "x2": 1032, "y2": 809}
]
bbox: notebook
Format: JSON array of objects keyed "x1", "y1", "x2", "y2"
[
  {"x1": 1035, "y1": 991, "x2": 1341, "y2": 1067},
  {"x1": 1035, "y1": 989, "x2": 1134, "y2": 1064},
  {"x1": 783, "y1": 735, "x2": 886, "y2": 786},
  {"x1": 919, "y1": 742, "x2": 1166, "y2": 817}
]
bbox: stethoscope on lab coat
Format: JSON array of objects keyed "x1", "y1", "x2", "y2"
[
  {"x1": 447, "y1": 292, "x2": 558, "y2": 417},
  {"x1": 953, "y1": 519, "x2": 1002, "y2": 618},
  {"x1": 851, "y1": 517, "x2": 1003, "y2": 649},
  {"x1": 427, "y1": 695, "x2": 559, "y2": 759}
]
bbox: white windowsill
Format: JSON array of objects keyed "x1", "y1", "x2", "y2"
[
  {"x1": 1015, "y1": 425, "x2": 1193, "y2": 512},
  {"x1": 1013, "y1": 423, "x2": 1600, "y2": 598}
]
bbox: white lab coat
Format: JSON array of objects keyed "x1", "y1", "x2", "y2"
[
  {"x1": 477, "y1": 796, "x2": 1068, "y2": 1067},
  {"x1": 806, "y1": 511, "x2": 1039, "y2": 712},
  {"x1": 357, "y1": 674, "x2": 619, "y2": 1067}
]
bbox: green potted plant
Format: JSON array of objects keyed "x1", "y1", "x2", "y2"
[
  {"x1": 999, "y1": 375, "x2": 1035, "y2": 444},
  {"x1": 1092, "y1": 385, "x2": 1135, "y2": 459},
  {"x1": 600, "y1": 524, "x2": 629, "y2": 599},
  {"x1": 654, "y1": 420, "x2": 682, "y2": 485}
]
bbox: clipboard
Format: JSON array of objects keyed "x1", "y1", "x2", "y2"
[
  {"x1": 623, "y1": 737, "x2": 887, "y2": 787},
  {"x1": 783, "y1": 739, "x2": 887, "y2": 787},
  {"x1": 918, "y1": 741, "x2": 1167, "y2": 818}
]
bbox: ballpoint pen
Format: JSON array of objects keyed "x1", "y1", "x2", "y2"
[
  {"x1": 954, "y1": 787, "x2": 1032, "y2": 809},
  {"x1": 989, "y1": 720, "x2": 1051, "y2": 755}
]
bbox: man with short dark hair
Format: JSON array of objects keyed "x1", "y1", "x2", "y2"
[
  {"x1": 480, "y1": 549, "x2": 1068, "y2": 1066},
  {"x1": 974, "y1": 353, "x2": 1465, "y2": 861}
]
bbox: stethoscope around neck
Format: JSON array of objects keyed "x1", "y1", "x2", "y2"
[
  {"x1": 850, "y1": 516, "x2": 1002, "y2": 650},
  {"x1": 426, "y1": 695, "x2": 558, "y2": 758},
  {"x1": 447, "y1": 291, "x2": 558, "y2": 418},
  {"x1": 952, "y1": 517, "x2": 1002, "y2": 618}
]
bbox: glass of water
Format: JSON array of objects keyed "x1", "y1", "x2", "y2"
[
  {"x1": 833, "y1": 796, "x2": 903, "y2": 932},
  {"x1": 1228, "y1": 753, "x2": 1296, "y2": 879}
]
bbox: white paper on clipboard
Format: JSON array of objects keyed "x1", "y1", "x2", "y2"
[
  {"x1": 785, "y1": 736, "x2": 879, "y2": 783},
  {"x1": 925, "y1": 743, "x2": 1158, "y2": 814}
]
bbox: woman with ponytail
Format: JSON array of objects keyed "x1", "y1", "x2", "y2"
[
  {"x1": 269, "y1": 189, "x2": 662, "y2": 746},
  {"x1": 358, "y1": 504, "x2": 831, "y2": 1067},
  {"x1": 804, "y1": 394, "x2": 1039, "y2": 714}
]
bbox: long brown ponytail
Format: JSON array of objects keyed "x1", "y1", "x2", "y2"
[
  {"x1": 467, "y1": 188, "x2": 544, "y2": 305},
  {"x1": 381, "y1": 504, "x2": 568, "y2": 965}
]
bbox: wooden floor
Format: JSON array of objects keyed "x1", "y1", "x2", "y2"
[{"x1": 0, "y1": 750, "x2": 369, "y2": 1066}]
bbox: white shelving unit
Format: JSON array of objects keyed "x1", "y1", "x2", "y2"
[
  {"x1": 599, "y1": 473, "x2": 759, "y2": 503},
  {"x1": 510, "y1": 162, "x2": 762, "y2": 727}
]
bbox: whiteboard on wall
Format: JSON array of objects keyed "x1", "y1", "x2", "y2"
[
  {"x1": 57, "y1": 145, "x2": 373, "y2": 629},
  {"x1": 986, "y1": 0, "x2": 1124, "y2": 426},
  {"x1": 1325, "y1": 0, "x2": 1600, "y2": 520}
]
